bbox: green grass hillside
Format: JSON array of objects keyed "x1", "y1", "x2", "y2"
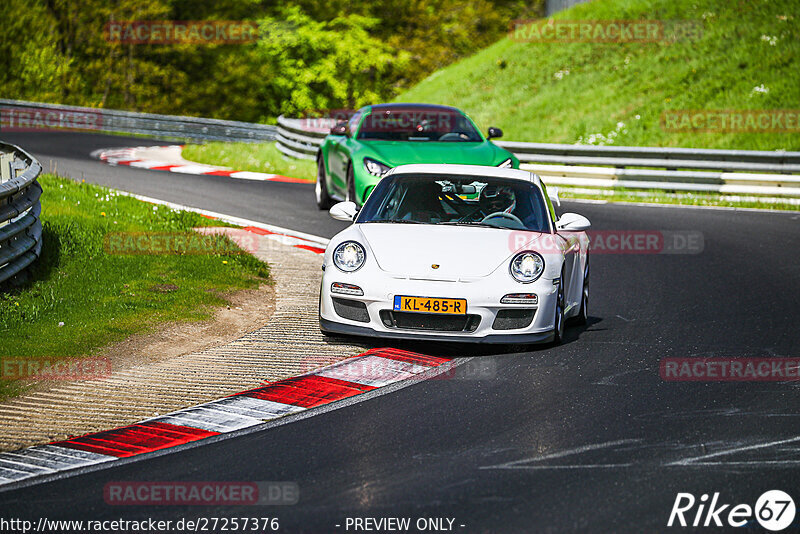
[{"x1": 396, "y1": 0, "x2": 800, "y2": 150}]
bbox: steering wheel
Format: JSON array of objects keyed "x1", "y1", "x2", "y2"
[
  {"x1": 458, "y1": 208, "x2": 484, "y2": 223},
  {"x1": 481, "y1": 211, "x2": 523, "y2": 226},
  {"x1": 438, "y1": 132, "x2": 470, "y2": 141}
]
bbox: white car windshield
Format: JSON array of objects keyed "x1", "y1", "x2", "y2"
[{"x1": 357, "y1": 174, "x2": 551, "y2": 232}]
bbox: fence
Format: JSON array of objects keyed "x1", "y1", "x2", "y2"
[
  {"x1": 0, "y1": 142, "x2": 43, "y2": 285},
  {"x1": 275, "y1": 115, "x2": 800, "y2": 200},
  {"x1": 0, "y1": 99, "x2": 276, "y2": 142}
]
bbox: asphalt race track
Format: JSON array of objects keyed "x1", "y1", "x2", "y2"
[
  {"x1": 1, "y1": 132, "x2": 799, "y2": 532},
  {"x1": 5, "y1": 132, "x2": 348, "y2": 238}
]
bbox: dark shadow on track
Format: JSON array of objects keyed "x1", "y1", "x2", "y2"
[{"x1": 320, "y1": 314, "x2": 604, "y2": 358}]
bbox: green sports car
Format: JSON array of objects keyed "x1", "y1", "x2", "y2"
[{"x1": 315, "y1": 103, "x2": 519, "y2": 208}]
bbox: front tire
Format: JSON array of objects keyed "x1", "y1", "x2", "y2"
[
  {"x1": 570, "y1": 257, "x2": 589, "y2": 326},
  {"x1": 315, "y1": 157, "x2": 333, "y2": 210},
  {"x1": 552, "y1": 269, "x2": 566, "y2": 344},
  {"x1": 576, "y1": 258, "x2": 589, "y2": 325}
]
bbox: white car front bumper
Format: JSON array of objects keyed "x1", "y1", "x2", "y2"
[{"x1": 319, "y1": 266, "x2": 560, "y2": 344}]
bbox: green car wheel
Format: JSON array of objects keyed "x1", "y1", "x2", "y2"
[{"x1": 315, "y1": 156, "x2": 333, "y2": 210}]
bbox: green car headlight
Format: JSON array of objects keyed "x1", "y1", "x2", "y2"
[
  {"x1": 497, "y1": 158, "x2": 513, "y2": 168},
  {"x1": 364, "y1": 158, "x2": 392, "y2": 177}
]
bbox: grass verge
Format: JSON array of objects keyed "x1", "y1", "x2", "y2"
[
  {"x1": 182, "y1": 141, "x2": 316, "y2": 181},
  {"x1": 0, "y1": 174, "x2": 269, "y2": 401}
]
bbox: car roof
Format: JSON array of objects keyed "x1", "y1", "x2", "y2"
[
  {"x1": 387, "y1": 164, "x2": 540, "y2": 186},
  {"x1": 362, "y1": 103, "x2": 463, "y2": 114}
]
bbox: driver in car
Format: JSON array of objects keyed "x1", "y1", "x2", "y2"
[
  {"x1": 480, "y1": 185, "x2": 517, "y2": 217},
  {"x1": 399, "y1": 181, "x2": 446, "y2": 222}
]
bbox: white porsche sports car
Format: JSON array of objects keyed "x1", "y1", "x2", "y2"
[{"x1": 319, "y1": 164, "x2": 591, "y2": 344}]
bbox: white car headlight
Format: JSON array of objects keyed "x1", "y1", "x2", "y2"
[
  {"x1": 510, "y1": 251, "x2": 544, "y2": 283},
  {"x1": 333, "y1": 241, "x2": 366, "y2": 272},
  {"x1": 364, "y1": 158, "x2": 391, "y2": 177},
  {"x1": 497, "y1": 158, "x2": 513, "y2": 168}
]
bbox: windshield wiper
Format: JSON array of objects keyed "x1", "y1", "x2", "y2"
[
  {"x1": 440, "y1": 221, "x2": 497, "y2": 228},
  {"x1": 364, "y1": 219, "x2": 426, "y2": 224}
]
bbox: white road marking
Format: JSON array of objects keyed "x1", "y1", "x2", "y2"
[
  {"x1": 230, "y1": 171, "x2": 278, "y2": 181},
  {"x1": 479, "y1": 439, "x2": 641, "y2": 470},
  {"x1": 666, "y1": 435, "x2": 800, "y2": 466}
]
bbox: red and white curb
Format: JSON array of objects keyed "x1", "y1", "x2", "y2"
[
  {"x1": 0, "y1": 348, "x2": 452, "y2": 488},
  {"x1": 91, "y1": 145, "x2": 308, "y2": 183},
  {"x1": 114, "y1": 190, "x2": 329, "y2": 255}
]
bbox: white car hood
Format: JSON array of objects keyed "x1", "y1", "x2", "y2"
[{"x1": 358, "y1": 224, "x2": 547, "y2": 281}]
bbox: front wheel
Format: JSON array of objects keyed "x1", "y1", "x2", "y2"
[
  {"x1": 315, "y1": 157, "x2": 333, "y2": 210},
  {"x1": 570, "y1": 257, "x2": 589, "y2": 326},
  {"x1": 552, "y1": 269, "x2": 566, "y2": 344},
  {"x1": 576, "y1": 259, "x2": 589, "y2": 325}
]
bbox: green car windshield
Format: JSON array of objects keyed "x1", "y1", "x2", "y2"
[
  {"x1": 357, "y1": 174, "x2": 551, "y2": 232},
  {"x1": 356, "y1": 109, "x2": 482, "y2": 142}
]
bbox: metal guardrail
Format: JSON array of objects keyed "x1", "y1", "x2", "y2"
[
  {"x1": 0, "y1": 142, "x2": 43, "y2": 285},
  {"x1": 0, "y1": 99, "x2": 277, "y2": 142},
  {"x1": 275, "y1": 115, "x2": 800, "y2": 198},
  {"x1": 275, "y1": 116, "x2": 329, "y2": 160},
  {"x1": 495, "y1": 141, "x2": 800, "y2": 173}
]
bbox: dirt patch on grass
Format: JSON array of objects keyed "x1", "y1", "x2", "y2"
[
  {"x1": 18, "y1": 283, "x2": 276, "y2": 395},
  {"x1": 101, "y1": 283, "x2": 276, "y2": 373}
]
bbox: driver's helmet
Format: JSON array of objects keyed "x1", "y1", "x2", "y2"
[{"x1": 480, "y1": 185, "x2": 516, "y2": 214}]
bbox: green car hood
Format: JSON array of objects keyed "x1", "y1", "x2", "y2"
[{"x1": 358, "y1": 140, "x2": 507, "y2": 166}]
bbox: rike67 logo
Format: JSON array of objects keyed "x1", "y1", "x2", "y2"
[{"x1": 668, "y1": 490, "x2": 796, "y2": 531}]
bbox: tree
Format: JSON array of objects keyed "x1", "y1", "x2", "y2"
[{"x1": 254, "y1": 6, "x2": 411, "y2": 117}]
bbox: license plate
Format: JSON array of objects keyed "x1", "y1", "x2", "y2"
[{"x1": 393, "y1": 296, "x2": 467, "y2": 315}]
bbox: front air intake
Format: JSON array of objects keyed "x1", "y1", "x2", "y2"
[
  {"x1": 332, "y1": 298, "x2": 370, "y2": 323},
  {"x1": 492, "y1": 309, "x2": 536, "y2": 330}
]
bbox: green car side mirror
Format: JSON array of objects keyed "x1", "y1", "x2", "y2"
[
  {"x1": 487, "y1": 127, "x2": 503, "y2": 139},
  {"x1": 330, "y1": 122, "x2": 348, "y2": 136}
]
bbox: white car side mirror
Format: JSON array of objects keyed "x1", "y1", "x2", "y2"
[
  {"x1": 557, "y1": 212, "x2": 591, "y2": 232},
  {"x1": 329, "y1": 201, "x2": 358, "y2": 222}
]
